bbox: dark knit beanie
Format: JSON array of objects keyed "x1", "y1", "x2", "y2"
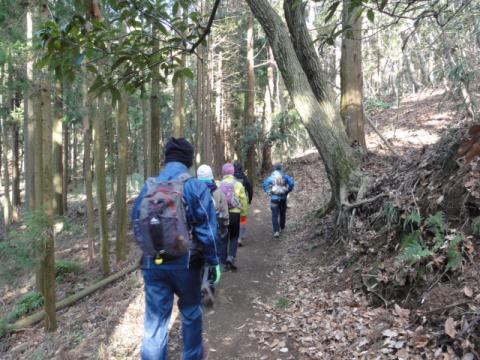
[{"x1": 164, "y1": 137, "x2": 194, "y2": 168}]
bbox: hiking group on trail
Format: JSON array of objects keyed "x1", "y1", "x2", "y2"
[{"x1": 131, "y1": 137, "x2": 294, "y2": 360}]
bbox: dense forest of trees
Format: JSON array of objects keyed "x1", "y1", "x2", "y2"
[{"x1": 0, "y1": 0, "x2": 478, "y2": 336}]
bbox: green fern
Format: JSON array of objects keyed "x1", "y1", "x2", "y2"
[
  {"x1": 383, "y1": 202, "x2": 397, "y2": 228},
  {"x1": 399, "y1": 231, "x2": 432, "y2": 265},
  {"x1": 55, "y1": 259, "x2": 82, "y2": 282},
  {"x1": 446, "y1": 235, "x2": 463, "y2": 271},
  {"x1": 404, "y1": 209, "x2": 422, "y2": 231},
  {"x1": 6, "y1": 291, "x2": 44, "y2": 323},
  {"x1": 427, "y1": 211, "x2": 447, "y2": 250},
  {"x1": 471, "y1": 217, "x2": 480, "y2": 236},
  {"x1": 426, "y1": 211, "x2": 446, "y2": 233}
]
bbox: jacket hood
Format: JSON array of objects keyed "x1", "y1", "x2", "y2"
[{"x1": 234, "y1": 162, "x2": 244, "y2": 175}]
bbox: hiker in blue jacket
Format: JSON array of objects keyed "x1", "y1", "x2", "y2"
[
  {"x1": 263, "y1": 163, "x2": 294, "y2": 238},
  {"x1": 131, "y1": 138, "x2": 220, "y2": 360}
]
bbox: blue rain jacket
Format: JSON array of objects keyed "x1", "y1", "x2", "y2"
[
  {"x1": 131, "y1": 162, "x2": 219, "y2": 268},
  {"x1": 263, "y1": 170, "x2": 295, "y2": 201}
]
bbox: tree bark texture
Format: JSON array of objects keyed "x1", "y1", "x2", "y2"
[
  {"x1": 150, "y1": 30, "x2": 161, "y2": 177},
  {"x1": 39, "y1": 68, "x2": 57, "y2": 331},
  {"x1": 82, "y1": 77, "x2": 95, "y2": 263},
  {"x1": 246, "y1": 0, "x2": 358, "y2": 208},
  {"x1": 261, "y1": 45, "x2": 275, "y2": 174},
  {"x1": 62, "y1": 102, "x2": 69, "y2": 213},
  {"x1": 93, "y1": 100, "x2": 110, "y2": 275},
  {"x1": 24, "y1": 5, "x2": 35, "y2": 211},
  {"x1": 53, "y1": 80, "x2": 64, "y2": 215},
  {"x1": 1, "y1": 118, "x2": 12, "y2": 226},
  {"x1": 244, "y1": 14, "x2": 256, "y2": 184},
  {"x1": 340, "y1": 0, "x2": 366, "y2": 150},
  {"x1": 115, "y1": 92, "x2": 128, "y2": 262}
]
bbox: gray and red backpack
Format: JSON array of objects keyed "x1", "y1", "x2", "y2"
[{"x1": 134, "y1": 174, "x2": 195, "y2": 263}]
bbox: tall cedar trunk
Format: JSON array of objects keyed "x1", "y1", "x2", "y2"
[
  {"x1": 33, "y1": 75, "x2": 44, "y2": 295},
  {"x1": 82, "y1": 77, "x2": 95, "y2": 263},
  {"x1": 195, "y1": 4, "x2": 204, "y2": 167},
  {"x1": 53, "y1": 80, "x2": 64, "y2": 215},
  {"x1": 62, "y1": 99, "x2": 69, "y2": 213},
  {"x1": 173, "y1": 7, "x2": 185, "y2": 138},
  {"x1": 244, "y1": 14, "x2": 256, "y2": 183},
  {"x1": 214, "y1": 51, "x2": 225, "y2": 174},
  {"x1": 201, "y1": 37, "x2": 213, "y2": 165},
  {"x1": 150, "y1": 28, "x2": 161, "y2": 177},
  {"x1": 72, "y1": 122, "x2": 78, "y2": 180},
  {"x1": 261, "y1": 45, "x2": 275, "y2": 173},
  {"x1": 1, "y1": 118, "x2": 12, "y2": 226},
  {"x1": 93, "y1": 99, "x2": 110, "y2": 275},
  {"x1": 142, "y1": 96, "x2": 150, "y2": 180},
  {"x1": 12, "y1": 121, "x2": 20, "y2": 220},
  {"x1": 105, "y1": 100, "x2": 115, "y2": 199},
  {"x1": 24, "y1": 5, "x2": 35, "y2": 211},
  {"x1": 115, "y1": 92, "x2": 128, "y2": 262},
  {"x1": 246, "y1": 0, "x2": 358, "y2": 208},
  {"x1": 39, "y1": 71, "x2": 57, "y2": 332},
  {"x1": 340, "y1": 0, "x2": 366, "y2": 150}
]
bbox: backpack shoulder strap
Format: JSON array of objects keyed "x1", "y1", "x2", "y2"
[{"x1": 178, "y1": 172, "x2": 192, "y2": 182}]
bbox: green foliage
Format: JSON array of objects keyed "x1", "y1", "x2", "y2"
[
  {"x1": 275, "y1": 297, "x2": 290, "y2": 310},
  {"x1": 426, "y1": 211, "x2": 447, "y2": 250},
  {"x1": 446, "y1": 235, "x2": 463, "y2": 271},
  {"x1": 55, "y1": 259, "x2": 82, "y2": 281},
  {"x1": 397, "y1": 210, "x2": 464, "y2": 274},
  {"x1": 6, "y1": 292, "x2": 44, "y2": 323},
  {"x1": 364, "y1": 98, "x2": 392, "y2": 114},
  {"x1": 404, "y1": 209, "x2": 422, "y2": 230},
  {"x1": 37, "y1": 0, "x2": 204, "y2": 97},
  {"x1": 0, "y1": 317, "x2": 6, "y2": 338},
  {"x1": 383, "y1": 201, "x2": 397, "y2": 228},
  {"x1": 471, "y1": 217, "x2": 480, "y2": 236},
  {"x1": 58, "y1": 216, "x2": 83, "y2": 236},
  {"x1": 399, "y1": 231, "x2": 432, "y2": 265}
]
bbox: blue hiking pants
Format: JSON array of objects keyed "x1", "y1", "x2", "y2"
[
  {"x1": 271, "y1": 199, "x2": 287, "y2": 233},
  {"x1": 141, "y1": 266, "x2": 204, "y2": 360}
]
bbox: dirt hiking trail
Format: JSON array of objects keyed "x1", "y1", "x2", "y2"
[{"x1": 168, "y1": 192, "x2": 294, "y2": 360}]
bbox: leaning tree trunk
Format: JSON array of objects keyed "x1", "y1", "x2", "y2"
[
  {"x1": 115, "y1": 92, "x2": 128, "y2": 262},
  {"x1": 246, "y1": 0, "x2": 359, "y2": 210},
  {"x1": 244, "y1": 13, "x2": 256, "y2": 184},
  {"x1": 340, "y1": 0, "x2": 366, "y2": 150}
]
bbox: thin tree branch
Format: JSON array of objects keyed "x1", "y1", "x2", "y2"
[{"x1": 189, "y1": 0, "x2": 221, "y2": 54}]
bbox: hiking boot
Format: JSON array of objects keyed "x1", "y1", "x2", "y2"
[
  {"x1": 226, "y1": 257, "x2": 237, "y2": 271},
  {"x1": 223, "y1": 264, "x2": 230, "y2": 272},
  {"x1": 273, "y1": 232, "x2": 280, "y2": 238},
  {"x1": 238, "y1": 238, "x2": 243, "y2": 247}
]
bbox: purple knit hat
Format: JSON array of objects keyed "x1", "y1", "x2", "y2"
[{"x1": 222, "y1": 163, "x2": 234, "y2": 176}]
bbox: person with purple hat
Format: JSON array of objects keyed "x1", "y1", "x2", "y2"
[{"x1": 218, "y1": 162, "x2": 248, "y2": 270}]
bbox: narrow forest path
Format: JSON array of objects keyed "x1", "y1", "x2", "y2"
[{"x1": 168, "y1": 192, "x2": 293, "y2": 360}]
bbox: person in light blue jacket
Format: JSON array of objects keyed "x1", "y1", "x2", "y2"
[
  {"x1": 263, "y1": 163, "x2": 294, "y2": 238},
  {"x1": 131, "y1": 138, "x2": 220, "y2": 360}
]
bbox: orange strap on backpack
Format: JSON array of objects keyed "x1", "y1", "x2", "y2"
[{"x1": 240, "y1": 215, "x2": 247, "y2": 225}]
